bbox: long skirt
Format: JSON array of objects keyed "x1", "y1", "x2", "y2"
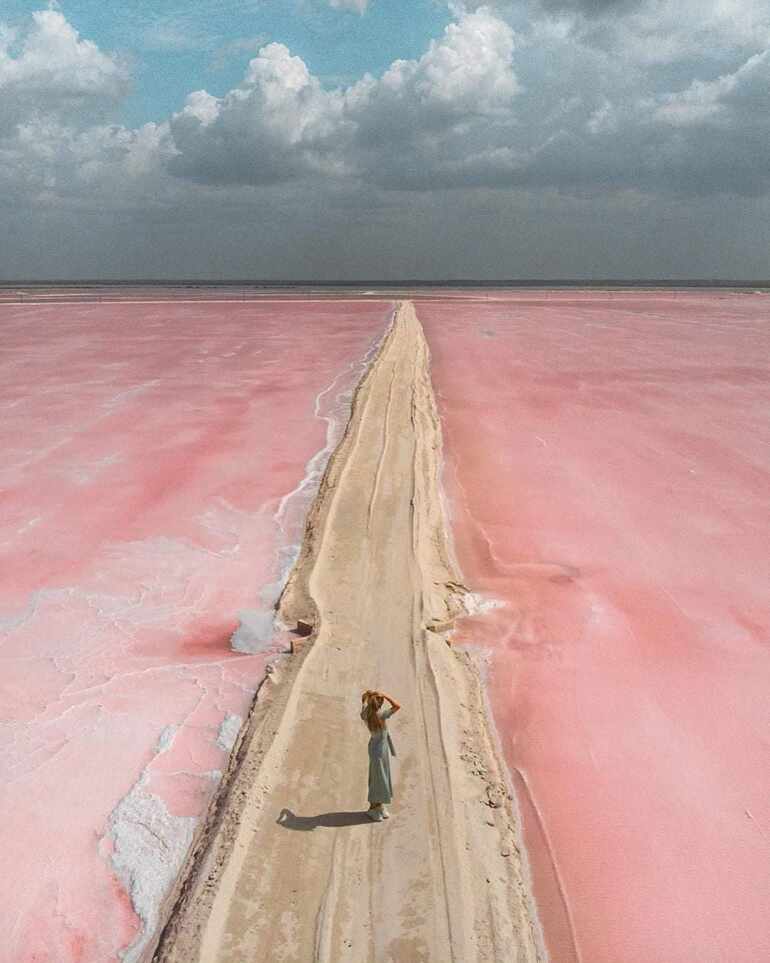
[{"x1": 367, "y1": 732, "x2": 394, "y2": 804}]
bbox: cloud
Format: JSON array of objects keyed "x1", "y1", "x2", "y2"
[
  {"x1": 643, "y1": 49, "x2": 770, "y2": 195},
  {"x1": 0, "y1": 8, "x2": 170, "y2": 211},
  {"x1": 0, "y1": 9, "x2": 130, "y2": 133},
  {"x1": 329, "y1": 0, "x2": 370, "y2": 13},
  {"x1": 0, "y1": 117, "x2": 172, "y2": 212},
  {"x1": 166, "y1": 7, "x2": 519, "y2": 187},
  {"x1": 382, "y1": 6, "x2": 518, "y2": 113},
  {"x1": 121, "y1": 2, "x2": 262, "y2": 54},
  {"x1": 653, "y1": 48, "x2": 770, "y2": 128},
  {"x1": 537, "y1": 0, "x2": 636, "y2": 14},
  {"x1": 535, "y1": 0, "x2": 770, "y2": 64},
  {"x1": 167, "y1": 43, "x2": 351, "y2": 186},
  {"x1": 208, "y1": 36, "x2": 267, "y2": 72}
]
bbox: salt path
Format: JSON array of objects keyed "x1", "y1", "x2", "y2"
[
  {"x1": 420, "y1": 290, "x2": 770, "y2": 963},
  {"x1": 0, "y1": 298, "x2": 392, "y2": 963}
]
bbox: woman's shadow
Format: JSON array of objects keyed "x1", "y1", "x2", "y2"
[{"x1": 276, "y1": 807, "x2": 374, "y2": 831}]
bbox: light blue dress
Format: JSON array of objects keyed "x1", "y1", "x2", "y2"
[{"x1": 362, "y1": 705, "x2": 396, "y2": 804}]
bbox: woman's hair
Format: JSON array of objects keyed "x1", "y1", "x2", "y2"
[{"x1": 362, "y1": 691, "x2": 385, "y2": 731}]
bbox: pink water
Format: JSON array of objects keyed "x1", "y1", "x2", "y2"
[
  {"x1": 420, "y1": 291, "x2": 770, "y2": 963},
  {"x1": 0, "y1": 298, "x2": 391, "y2": 963}
]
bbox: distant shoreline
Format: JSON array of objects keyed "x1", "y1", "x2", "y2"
[{"x1": 1, "y1": 279, "x2": 769, "y2": 289}]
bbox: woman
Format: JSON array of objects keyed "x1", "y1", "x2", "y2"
[{"x1": 360, "y1": 689, "x2": 400, "y2": 821}]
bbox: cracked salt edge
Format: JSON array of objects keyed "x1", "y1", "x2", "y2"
[
  {"x1": 463, "y1": 591, "x2": 506, "y2": 617},
  {"x1": 437, "y1": 508, "x2": 546, "y2": 958},
  {"x1": 107, "y1": 726, "x2": 221, "y2": 963},
  {"x1": 443, "y1": 596, "x2": 548, "y2": 959},
  {"x1": 216, "y1": 713, "x2": 243, "y2": 752},
  {"x1": 230, "y1": 317, "x2": 392, "y2": 653}
]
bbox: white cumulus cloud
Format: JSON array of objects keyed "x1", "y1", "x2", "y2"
[
  {"x1": 379, "y1": 7, "x2": 518, "y2": 113},
  {"x1": 167, "y1": 42, "x2": 351, "y2": 185},
  {"x1": 0, "y1": 9, "x2": 129, "y2": 133},
  {"x1": 165, "y1": 7, "x2": 519, "y2": 187}
]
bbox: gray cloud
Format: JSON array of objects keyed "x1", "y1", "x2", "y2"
[
  {"x1": 537, "y1": 0, "x2": 638, "y2": 14},
  {"x1": 4, "y1": 182, "x2": 769, "y2": 281}
]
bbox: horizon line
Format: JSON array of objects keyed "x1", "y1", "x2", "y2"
[{"x1": 2, "y1": 279, "x2": 769, "y2": 289}]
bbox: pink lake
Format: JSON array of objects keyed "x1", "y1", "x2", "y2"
[
  {"x1": 0, "y1": 297, "x2": 392, "y2": 963},
  {"x1": 420, "y1": 291, "x2": 770, "y2": 963}
]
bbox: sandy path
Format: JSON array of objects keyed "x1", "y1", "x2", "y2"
[{"x1": 151, "y1": 302, "x2": 542, "y2": 963}]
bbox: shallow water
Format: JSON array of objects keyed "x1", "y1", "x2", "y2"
[
  {"x1": 0, "y1": 298, "x2": 391, "y2": 962},
  {"x1": 421, "y1": 291, "x2": 770, "y2": 963}
]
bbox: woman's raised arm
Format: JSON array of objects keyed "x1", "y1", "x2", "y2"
[{"x1": 379, "y1": 692, "x2": 401, "y2": 713}]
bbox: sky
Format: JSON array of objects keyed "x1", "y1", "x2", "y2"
[{"x1": 1, "y1": 0, "x2": 769, "y2": 279}]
